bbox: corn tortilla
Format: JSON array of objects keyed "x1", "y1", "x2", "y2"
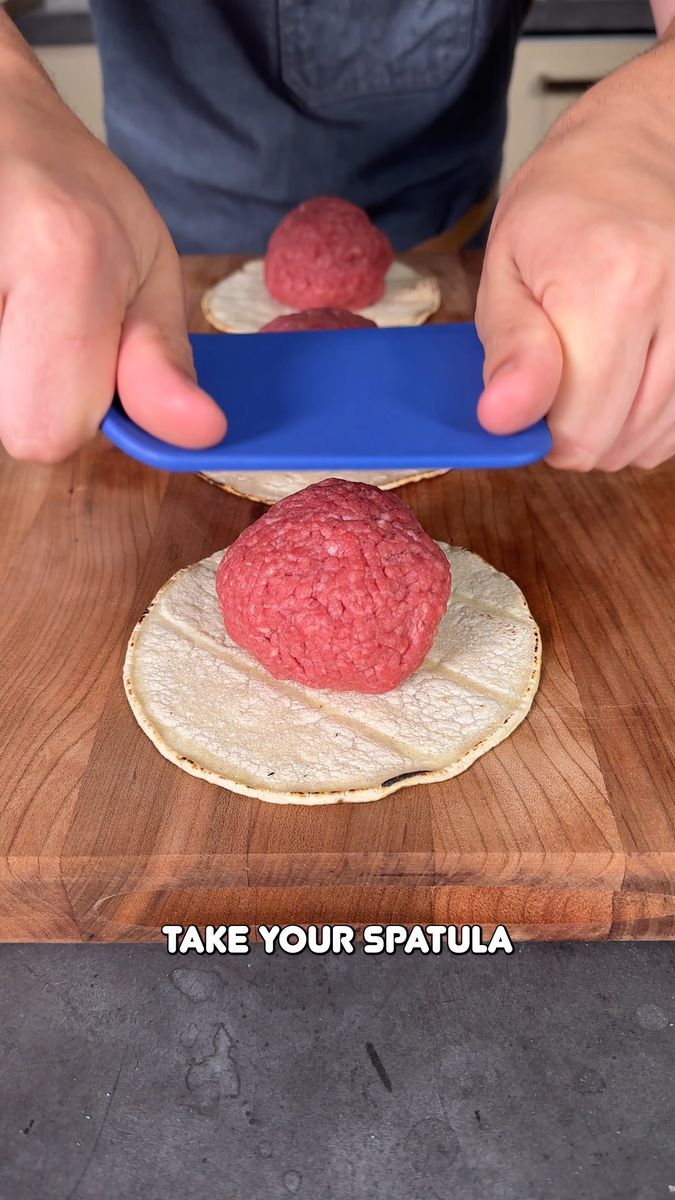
[
  {"x1": 202, "y1": 259, "x2": 441, "y2": 334},
  {"x1": 124, "y1": 545, "x2": 541, "y2": 805},
  {"x1": 198, "y1": 468, "x2": 448, "y2": 504}
]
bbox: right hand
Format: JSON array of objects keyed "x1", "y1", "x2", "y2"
[{"x1": 0, "y1": 23, "x2": 226, "y2": 463}]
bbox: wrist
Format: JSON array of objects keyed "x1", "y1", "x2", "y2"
[{"x1": 547, "y1": 38, "x2": 675, "y2": 154}]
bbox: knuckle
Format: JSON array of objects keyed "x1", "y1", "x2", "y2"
[
  {"x1": 474, "y1": 294, "x2": 487, "y2": 340},
  {"x1": 573, "y1": 448, "x2": 598, "y2": 472},
  {"x1": 481, "y1": 320, "x2": 552, "y2": 383},
  {"x1": 32, "y1": 440, "x2": 73, "y2": 465},
  {"x1": 603, "y1": 459, "x2": 630, "y2": 474},
  {"x1": 1, "y1": 406, "x2": 88, "y2": 463},
  {"x1": 634, "y1": 449, "x2": 668, "y2": 470},
  {"x1": 617, "y1": 260, "x2": 658, "y2": 311},
  {"x1": 594, "y1": 445, "x2": 632, "y2": 473},
  {"x1": 26, "y1": 191, "x2": 115, "y2": 281},
  {"x1": 149, "y1": 324, "x2": 194, "y2": 374},
  {"x1": 2, "y1": 429, "x2": 73, "y2": 464},
  {"x1": 585, "y1": 225, "x2": 661, "y2": 306},
  {"x1": 548, "y1": 439, "x2": 598, "y2": 472}
]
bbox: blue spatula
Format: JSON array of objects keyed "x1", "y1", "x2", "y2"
[{"x1": 101, "y1": 324, "x2": 550, "y2": 471}]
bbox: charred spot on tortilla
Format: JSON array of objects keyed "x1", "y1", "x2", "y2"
[{"x1": 380, "y1": 770, "x2": 432, "y2": 788}]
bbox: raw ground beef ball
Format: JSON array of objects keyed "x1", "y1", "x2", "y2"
[
  {"x1": 216, "y1": 478, "x2": 451, "y2": 694},
  {"x1": 260, "y1": 308, "x2": 377, "y2": 332},
  {"x1": 264, "y1": 196, "x2": 393, "y2": 310}
]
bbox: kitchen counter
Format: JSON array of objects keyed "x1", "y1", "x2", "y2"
[
  {"x1": 0, "y1": 941, "x2": 673, "y2": 1199},
  {"x1": 0, "y1": 249, "x2": 673, "y2": 943}
]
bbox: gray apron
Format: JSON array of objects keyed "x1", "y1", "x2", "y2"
[{"x1": 89, "y1": 1, "x2": 528, "y2": 254}]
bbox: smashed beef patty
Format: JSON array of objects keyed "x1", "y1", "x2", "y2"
[
  {"x1": 260, "y1": 308, "x2": 377, "y2": 332},
  {"x1": 216, "y1": 478, "x2": 451, "y2": 694},
  {"x1": 264, "y1": 196, "x2": 393, "y2": 311}
]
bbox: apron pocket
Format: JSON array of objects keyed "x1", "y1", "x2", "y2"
[{"x1": 278, "y1": 0, "x2": 479, "y2": 112}]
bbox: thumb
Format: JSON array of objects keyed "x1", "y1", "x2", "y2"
[
  {"x1": 475, "y1": 259, "x2": 563, "y2": 436},
  {"x1": 117, "y1": 240, "x2": 227, "y2": 448}
]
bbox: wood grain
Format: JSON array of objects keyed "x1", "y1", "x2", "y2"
[
  {"x1": 88, "y1": 885, "x2": 612, "y2": 944},
  {"x1": 0, "y1": 251, "x2": 673, "y2": 942}
]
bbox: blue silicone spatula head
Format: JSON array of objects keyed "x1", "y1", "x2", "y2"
[{"x1": 101, "y1": 324, "x2": 551, "y2": 471}]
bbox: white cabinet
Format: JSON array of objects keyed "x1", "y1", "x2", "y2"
[{"x1": 35, "y1": 42, "x2": 105, "y2": 140}]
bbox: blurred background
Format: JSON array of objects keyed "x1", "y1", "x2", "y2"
[{"x1": 7, "y1": 0, "x2": 656, "y2": 182}]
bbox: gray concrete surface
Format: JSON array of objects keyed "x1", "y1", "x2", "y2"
[{"x1": 0, "y1": 942, "x2": 673, "y2": 1200}]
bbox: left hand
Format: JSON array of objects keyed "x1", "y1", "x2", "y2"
[{"x1": 476, "y1": 39, "x2": 675, "y2": 471}]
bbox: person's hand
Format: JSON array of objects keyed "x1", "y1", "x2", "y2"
[
  {"x1": 0, "y1": 16, "x2": 226, "y2": 462},
  {"x1": 476, "y1": 37, "x2": 675, "y2": 471}
]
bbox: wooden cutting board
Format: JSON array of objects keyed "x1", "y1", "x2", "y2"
[{"x1": 0, "y1": 251, "x2": 673, "y2": 942}]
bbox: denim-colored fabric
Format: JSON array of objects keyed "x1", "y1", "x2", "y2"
[{"x1": 89, "y1": 1, "x2": 527, "y2": 253}]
